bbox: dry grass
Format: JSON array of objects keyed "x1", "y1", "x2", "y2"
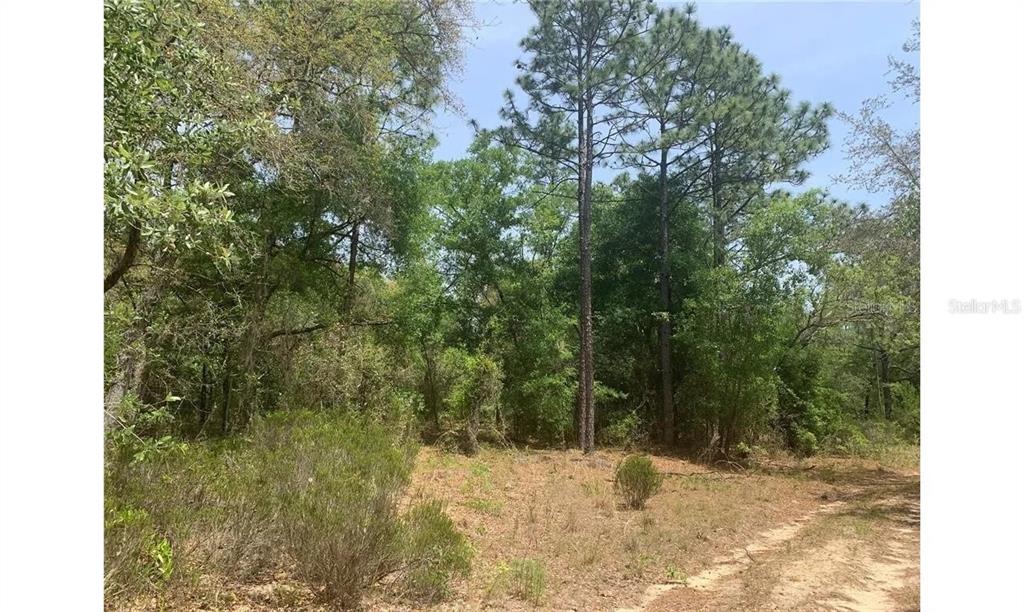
[
  {"x1": 642, "y1": 464, "x2": 920, "y2": 612},
  {"x1": 391, "y1": 446, "x2": 837, "y2": 610},
  {"x1": 121, "y1": 444, "x2": 918, "y2": 611}
]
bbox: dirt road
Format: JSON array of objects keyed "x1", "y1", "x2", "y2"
[{"x1": 618, "y1": 468, "x2": 920, "y2": 612}]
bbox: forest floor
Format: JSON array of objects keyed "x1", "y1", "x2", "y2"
[{"x1": 184, "y1": 446, "x2": 919, "y2": 611}]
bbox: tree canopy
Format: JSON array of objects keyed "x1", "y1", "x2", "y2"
[{"x1": 104, "y1": 0, "x2": 919, "y2": 458}]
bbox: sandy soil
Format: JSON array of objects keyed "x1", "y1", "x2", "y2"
[
  {"x1": 389, "y1": 447, "x2": 837, "y2": 611},
  {"x1": 631, "y1": 466, "x2": 920, "y2": 612},
  {"x1": 388, "y1": 448, "x2": 919, "y2": 612},
  {"x1": 141, "y1": 447, "x2": 919, "y2": 611}
]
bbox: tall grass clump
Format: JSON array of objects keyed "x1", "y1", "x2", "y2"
[
  {"x1": 614, "y1": 454, "x2": 663, "y2": 509},
  {"x1": 489, "y1": 558, "x2": 546, "y2": 605}
]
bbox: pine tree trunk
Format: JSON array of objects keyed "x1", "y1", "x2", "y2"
[
  {"x1": 657, "y1": 137, "x2": 674, "y2": 445},
  {"x1": 576, "y1": 99, "x2": 596, "y2": 455}
]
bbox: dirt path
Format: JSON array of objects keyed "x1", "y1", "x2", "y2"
[{"x1": 618, "y1": 471, "x2": 920, "y2": 612}]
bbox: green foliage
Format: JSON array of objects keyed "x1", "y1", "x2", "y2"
[
  {"x1": 598, "y1": 412, "x2": 644, "y2": 448},
  {"x1": 677, "y1": 267, "x2": 786, "y2": 451},
  {"x1": 614, "y1": 455, "x2": 664, "y2": 509},
  {"x1": 259, "y1": 412, "x2": 414, "y2": 605},
  {"x1": 793, "y1": 428, "x2": 819, "y2": 457},
  {"x1": 445, "y1": 353, "x2": 503, "y2": 423},
  {"x1": 104, "y1": 0, "x2": 259, "y2": 269},
  {"x1": 147, "y1": 535, "x2": 175, "y2": 583},
  {"x1": 277, "y1": 324, "x2": 416, "y2": 421},
  {"x1": 104, "y1": 0, "x2": 916, "y2": 460},
  {"x1": 105, "y1": 411, "x2": 471, "y2": 608},
  {"x1": 490, "y1": 558, "x2": 546, "y2": 605},
  {"x1": 399, "y1": 500, "x2": 474, "y2": 602},
  {"x1": 103, "y1": 4, "x2": 918, "y2": 604},
  {"x1": 104, "y1": 504, "x2": 159, "y2": 599},
  {"x1": 103, "y1": 504, "x2": 179, "y2": 594},
  {"x1": 417, "y1": 139, "x2": 577, "y2": 446},
  {"x1": 427, "y1": 349, "x2": 505, "y2": 453}
]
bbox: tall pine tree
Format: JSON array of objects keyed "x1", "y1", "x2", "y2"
[
  {"x1": 621, "y1": 6, "x2": 709, "y2": 444},
  {"x1": 497, "y1": 0, "x2": 655, "y2": 453}
]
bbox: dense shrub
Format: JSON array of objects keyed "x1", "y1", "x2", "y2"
[
  {"x1": 277, "y1": 327, "x2": 417, "y2": 422},
  {"x1": 821, "y1": 421, "x2": 870, "y2": 455},
  {"x1": 890, "y1": 381, "x2": 921, "y2": 441},
  {"x1": 497, "y1": 304, "x2": 577, "y2": 446},
  {"x1": 442, "y1": 351, "x2": 503, "y2": 455},
  {"x1": 676, "y1": 271, "x2": 785, "y2": 452},
  {"x1": 104, "y1": 504, "x2": 168, "y2": 600},
  {"x1": 734, "y1": 441, "x2": 771, "y2": 463},
  {"x1": 598, "y1": 411, "x2": 643, "y2": 448},
  {"x1": 398, "y1": 500, "x2": 473, "y2": 601},
  {"x1": 614, "y1": 455, "x2": 664, "y2": 509},
  {"x1": 105, "y1": 411, "x2": 469, "y2": 608},
  {"x1": 793, "y1": 427, "x2": 819, "y2": 457},
  {"x1": 260, "y1": 412, "x2": 415, "y2": 605},
  {"x1": 505, "y1": 373, "x2": 575, "y2": 445}
]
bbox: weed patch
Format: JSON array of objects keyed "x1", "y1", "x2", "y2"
[{"x1": 489, "y1": 558, "x2": 546, "y2": 605}]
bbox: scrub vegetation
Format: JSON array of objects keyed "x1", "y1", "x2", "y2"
[{"x1": 103, "y1": 0, "x2": 919, "y2": 608}]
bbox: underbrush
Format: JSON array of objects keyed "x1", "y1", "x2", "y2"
[
  {"x1": 399, "y1": 500, "x2": 473, "y2": 601},
  {"x1": 820, "y1": 420, "x2": 919, "y2": 471},
  {"x1": 488, "y1": 558, "x2": 546, "y2": 605},
  {"x1": 105, "y1": 410, "x2": 471, "y2": 609},
  {"x1": 734, "y1": 421, "x2": 918, "y2": 473}
]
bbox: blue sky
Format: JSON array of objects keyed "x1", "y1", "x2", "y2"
[{"x1": 430, "y1": 0, "x2": 920, "y2": 208}]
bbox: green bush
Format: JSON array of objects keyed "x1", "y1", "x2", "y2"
[
  {"x1": 732, "y1": 440, "x2": 772, "y2": 467},
  {"x1": 103, "y1": 504, "x2": 161, "y2": 600},
  {"x1": 490, "y1": 558, "x2": 546, "y2": 605},
  {"x1": 398, "y1": 500, "x2": 473, "y2": 601},
  {"x1": 261, "y1": 412, "x2": 415, "y2": 605},
  {"x1": 822, "y1": 422, "x2": 870, "y2": 456},
  {"x1": 794, "y1": 428, "x2": 818, "y2": 457},
  {"x1": 598, "y1": 412, "x2": 642, "y2": 448},
  {"x1": 443, "y1": 351, "x2": 503, "y2": 455},
  {"x1": 614, "y1": 455, "x2": 663, "y2": 509},
  {"x1": 496, "y1": 302, "x2": 576, "y2": 446},
  {"x1": 105, "y1": 410, "x2": 471, "y2": 608},
  {"x1": 278, "y1": 329, "x2": 417, "y2": 423}
]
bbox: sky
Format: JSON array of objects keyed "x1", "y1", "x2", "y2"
[{"x1": 429, "y1": 0, "x2": 920, "y2": 209}]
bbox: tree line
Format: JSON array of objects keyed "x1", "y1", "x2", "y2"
[{"x1": 104, "y1": 0, "x2": 919, "y2": 459}]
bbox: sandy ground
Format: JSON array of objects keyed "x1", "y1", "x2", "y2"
[
  {"x1": 132, "y1": 447, "x2": 919, "y2": 611},
  {"x1": 387, "y1": 447, "x2": 920, "y2": 612},
  {"x1": 629, "y1": 465, "x2": 920, "y2": 612}
]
